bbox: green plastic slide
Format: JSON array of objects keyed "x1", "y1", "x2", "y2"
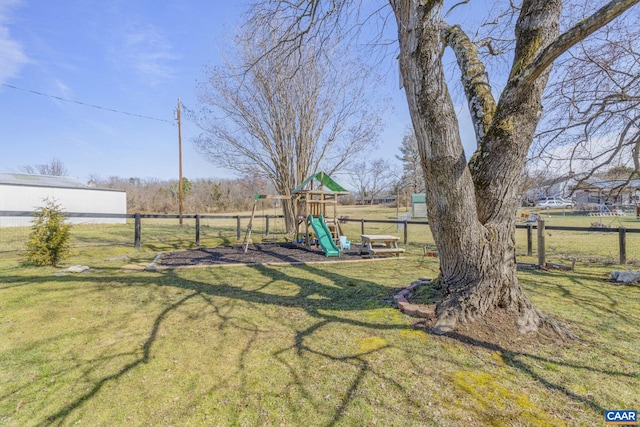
[{"x1": 308, "y1": 214, "x2": 340, "y2": 257}]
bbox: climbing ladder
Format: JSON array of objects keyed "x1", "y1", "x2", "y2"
[{"x1": 324, "y1": 218, "x2": 342, "y2": 241}]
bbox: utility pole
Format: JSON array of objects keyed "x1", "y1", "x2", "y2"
[{"x1": 177, "y1": 98, "x2": 184, "y2": 225}]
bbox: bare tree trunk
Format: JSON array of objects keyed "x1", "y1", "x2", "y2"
[
  {"x1": 391, "y1": 0, "x2": 562, "y2": 334},
  {"x1": 281, "y1": 198, "x2": 296, "y2": 234}
]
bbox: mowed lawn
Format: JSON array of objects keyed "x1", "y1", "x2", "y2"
[{"x1": 1, "y1": 216, "x2": 639, "y2": 426}]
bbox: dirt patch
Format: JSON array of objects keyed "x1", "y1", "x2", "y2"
[
  {"x1": 394, "y1": 282, "x2": 572, "y2": 350},
  {"x1": 408, "y1": 306, "x2": 574, "y2": 351},
  {"x1": 418, "y1": 309, "x2": 566, "y2": 349},
  {"x1": 157, "y1": 242, "x2": 366, "y2": 267}
]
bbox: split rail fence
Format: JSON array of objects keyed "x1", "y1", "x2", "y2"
[{"x1": 1, "y1": 211, "x2": 639, "y2": 265}]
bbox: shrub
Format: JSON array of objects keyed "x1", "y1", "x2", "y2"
[{"x1": 25, "y1": 199, "x2": 72, "y2": 266}]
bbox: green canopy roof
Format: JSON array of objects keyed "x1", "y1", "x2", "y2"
[{"x1": 292, "y1": 172, "x2": 348, "y2": 194}]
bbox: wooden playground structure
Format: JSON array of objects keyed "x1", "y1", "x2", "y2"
[
  {"x1": 291, "y1": 173, "x2": 349, "y2": 253},
  {"x1": 242, "y1": 173, "x2": 406, "y2": 258},
  {"x1": 242, "y1": 173, "x2": 350, "y2": 256}
]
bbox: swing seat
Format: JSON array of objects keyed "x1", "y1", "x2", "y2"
[{"x1": 339, "y1": 235, "x2": 351, "y2": 250}]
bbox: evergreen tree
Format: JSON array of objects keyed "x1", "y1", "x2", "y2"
[{"x1": 25, "y1": 199, "x2": 72, "y2": 266}]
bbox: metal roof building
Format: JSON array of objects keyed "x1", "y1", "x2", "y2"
[{"x1": 0, "y1": 173, "x2": 126, "y2": 227}]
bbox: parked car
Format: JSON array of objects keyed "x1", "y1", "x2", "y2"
[{"x1": 536, "y1": 198, "x2": 574, "y2": 209}]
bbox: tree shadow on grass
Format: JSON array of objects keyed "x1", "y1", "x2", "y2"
[
  {"x1": 42, "y1": 291, "x2": 200, "y2": 425},
  {"x1": 430, "y1": 267, "x2": 640, "y2": 418},
  {"x1": 4, "y1": 261, "x2": 632, "y2": 425},
  {"x1": 521, "y1": 269, "x2": 640, "y2": 368},
  {"x1": 413, "y1": 269, "x2": 640, "y2": 421},
  {"x1": 152, "y1": 263, "x2": 422, "y2": 426},
  {"x1": 13, "y1": 262, "x2": 413, "y2": 426},
  {"x1": 521, "y1": 269, "x2": 634, "y2": 323},
  {"x1": 271, "y1": 317, "x2": 425, "y2": 427},
  {"x1": 158, "y1": 263, "x2": 635, "y2": 425}
]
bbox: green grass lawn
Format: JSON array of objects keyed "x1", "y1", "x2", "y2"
[
  {"x1": 1, "y1": 228, "x2": 639, "y2": 426},
  {"x1": 3, "y1": 204, "x2": 640, "y2": 263}
]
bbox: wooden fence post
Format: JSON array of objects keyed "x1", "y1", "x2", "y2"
[
  {"x1": 527, "y1": 225, "x2": 533, "y2": 256},
  {"x1": 404, "y1": 220, "x2": 408, "y2": 244},
  {"x1": 537, "y1": 220, "x2": 545, "y2": 268},
  {"x1": 195, "y1": 214, "x2": 201, "y2": 246},
  {"x1": 236, "y1": 216, "x2": 241, "y2": 241},
  {"x1": 134, "y1": 213, "x2": 141, "y2": 250},
  {"x1": 619, "y1": 227, "x2": 627, "y2": 265},
  {"x1": 265, "y1": 215, "x2": 270, "y2": 237},
  {"x1": 361, "y1": 218, "x2": 365, "y2": 236}
]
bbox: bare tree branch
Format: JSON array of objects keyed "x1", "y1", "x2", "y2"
[
  {"x1": 444, "y1": 0, "x2": 470, "y2": 20},
  {"x1": 531, "y1": 13, "x2": 640, "y2": 180},
  {"x1": 21, "y1": 158, "x2": 69, "y2": 177},
  {"x1": 443, "y1": 24, "x2": 496, "y2": 147},
  {"x1": 514, "y1": 0, "x2": 640, "y2": 86}
]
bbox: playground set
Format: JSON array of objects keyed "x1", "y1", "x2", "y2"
[
  {"x1": 242, "y1": 172, "x2": 351, "y2": 257},
  {"x1": 293, "y1": 172, "x2": 350, "y2": 257}
]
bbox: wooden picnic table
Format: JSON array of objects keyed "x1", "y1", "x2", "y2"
[{"x1": 359, "y1": 234, "x2": 405, "y2": 258}]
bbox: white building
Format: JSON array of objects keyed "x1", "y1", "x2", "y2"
[{"x1": 0, "y1": 173, "x2": 127, "y2": 227}]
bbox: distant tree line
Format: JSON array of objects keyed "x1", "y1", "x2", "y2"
[
  {"x1": 94, "y1": 175, "x2": 273, "y2": 214},
  {"x1": 21, "y1": 158, "x2": 69, "y2": 177},
  {"x1": 20, "y1": 158, "x2": 274, "y2": 214}
]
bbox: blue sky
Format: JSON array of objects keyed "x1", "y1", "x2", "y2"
[
  {"x1": 0, "y1": 1, "x2": 476, "y2": 183},
  {"x1": 0, "y1": 0, "x2": 248, "y2": 181}
]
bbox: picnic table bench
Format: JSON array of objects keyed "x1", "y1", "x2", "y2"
[{"x1": 359, "y1": 234, "x2": 405, "y2": 258}]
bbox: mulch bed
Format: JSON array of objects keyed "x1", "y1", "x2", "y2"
[{"x1": 157, "y1": 242, "x2": 366, "y2": 267}]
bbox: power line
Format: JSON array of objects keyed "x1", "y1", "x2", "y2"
[{"x1": 1, "y1": 83, "x2": 173, "y2": 124}]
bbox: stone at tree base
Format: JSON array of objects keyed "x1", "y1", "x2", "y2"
[
  {"x1": 407, "y1": 282, "x2": 421, "y2": 290},
  {"x1": 398, "y1": 289, "x2": 410, "y2": 297},
  {"x1": 394, "y1": 295, "x2": 408, "y2": 305},
  {"x1": 67, "y1": 265, "x2": 90, "y2": 273},
  {"x1": 416, "y1": 306, "x2": 435, "y2": 319},
  {"x1": 397, "y1": 301, "x2": 419, "y2": 316},
  {"x1": 397, "y1": 300, "x2": 411, "y2": 311},
  {"x1": 403, "y1": 305, "x2": 419, "y2": 316}
]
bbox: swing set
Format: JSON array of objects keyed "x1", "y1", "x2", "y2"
[{"x1": 242, "y1": 194, "x2": 291, "y2": 253}]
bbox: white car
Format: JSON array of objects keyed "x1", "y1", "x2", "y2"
[{"x1": 536, "y1": 198, "x2": 574, "y2": 209}]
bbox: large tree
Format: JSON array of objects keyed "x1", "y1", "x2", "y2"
[
  {"x1": 194, "y1": 16, "x2": 384, "y2": 232},
  {"x1": 250, "y1": 0, "x2": 639, "y2": 334}
]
